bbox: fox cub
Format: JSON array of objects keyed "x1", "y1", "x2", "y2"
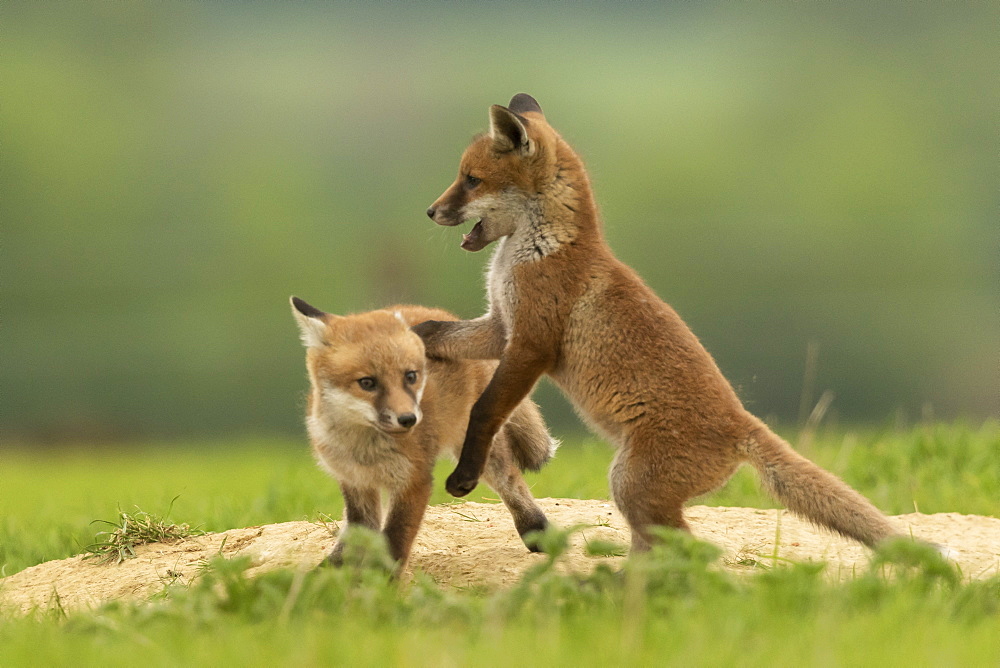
[
  {"x1": 291, "y1": 297, "x2": 555, "y2": 570},
  {"x1": 417, "y1": 93, "x2": 901, "y2": 552}
]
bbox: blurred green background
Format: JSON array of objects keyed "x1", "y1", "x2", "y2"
[{"x1": 3, "y1": 3, "x2": 997, "y2": 443}]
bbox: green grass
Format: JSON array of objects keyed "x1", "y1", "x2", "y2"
[
  {"x1": 2, "y1": 531, "x2": 998, "y2": 667},
  {"x1": 1, "y1": 421, "x2": 998, "y2": 666},
  {"x1": 82, "y1": 500, "x2": 204, "y2": 565}
]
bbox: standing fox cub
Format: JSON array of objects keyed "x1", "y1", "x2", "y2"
[
  {"x1": 416, "y1": 93, "x2": 900, "y2": 552},
  {"x1": 291, "y1": 297, "x2": 555, "y2": 569}
]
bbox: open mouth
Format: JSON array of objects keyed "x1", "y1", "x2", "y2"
[{"x1": 460, "y1": 217, "x2": 488, "y2": 252}]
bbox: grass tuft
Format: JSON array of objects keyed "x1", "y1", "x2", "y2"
[{"x1": 82, "y1": 498, "x2": 203, "y2": 565}]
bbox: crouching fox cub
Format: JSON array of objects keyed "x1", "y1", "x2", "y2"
[{"x1": 291, "y1": 297, "x2": 555, "y2": 570}]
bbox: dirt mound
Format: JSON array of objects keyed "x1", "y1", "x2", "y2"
[{"x1": 3, "y1": 499, "x2": 998, "y2": 615}]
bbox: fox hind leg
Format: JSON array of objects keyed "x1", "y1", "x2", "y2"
[
  {"x1": 611, "y1": 426, "x2": 747, "y2": 553},
  {"x1": 609, "y1": 446, "x2": 695, "y2": 553},
  {"x1": 482, "y1": 433, "x2": 549, "y2": 552}
]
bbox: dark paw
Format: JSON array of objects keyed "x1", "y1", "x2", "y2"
[
  {"x1": 323, "y1": 546, "x2": 344, "y2": 568},
  {"x1": 522, "y1": 532, "x2": 546, "y2": 553},
  {"x1": 518, "y1": 517, "x2": 550, "y2": 553},
  {"x1": 445, "y1": 468, "x2": 479, "y2": 497}
]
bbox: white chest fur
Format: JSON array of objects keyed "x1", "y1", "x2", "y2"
[
  {"x1": 307, "y1": 415, "x2": 412, "y2": 491},
  {"x1": 485, "y1": 204, "x2": 576, "y2": 323},
  {"x1": 486, "y1": 237, "x2": 518, "y2": 333}
]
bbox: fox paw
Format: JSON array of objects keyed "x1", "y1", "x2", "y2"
[{"x1": 445, "y1": 468, "x2": 479, "y2": 497}]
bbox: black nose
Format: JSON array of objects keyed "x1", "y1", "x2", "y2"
[
  {"x1": 426, "y1": 207, "x2": 436, "y2": 219},
  {"x1": 397, "y1": 413, "x2": 417, "y2": 428}
]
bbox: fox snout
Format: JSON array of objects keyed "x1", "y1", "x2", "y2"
[
  {"x1": 378, "y1": 407, "x2": 421, "y2": 433},
  {"x1": 426, "y1": 203, "x2": 462, "y2": 227},
  {"x1": 426, "y1": 179, "x2": 469, "y2": 227}
]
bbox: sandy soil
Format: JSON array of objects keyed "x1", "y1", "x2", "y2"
[{"x1": 2, "y1": 499, "x2": 997, "y2": 615}]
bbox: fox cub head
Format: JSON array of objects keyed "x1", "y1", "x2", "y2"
[
  {"x1": 291, "y1": 297, "x2": 427, "y2": 434},
  {"x1": 426, "y1": 93, "x2": 581, "y2": 252}
]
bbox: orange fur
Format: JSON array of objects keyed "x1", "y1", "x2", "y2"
[
  {"x1": 417, "y1": 94, "x2": 898, "y2": 551},
  {"x1": 292, "y1": 298, "x2": 555, "y2": 569}
]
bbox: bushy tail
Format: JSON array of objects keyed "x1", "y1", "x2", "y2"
[
  {"x1": 744, "y1": 428, "x2": 897, "y2": 547},
  {"x1": 502, "y1": 398, "x2": 558, "y2": 472}
]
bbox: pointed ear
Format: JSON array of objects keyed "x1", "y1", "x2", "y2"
[
  {"x1": 489, "y1": 105, "x2": 534, "y2": 156},
  {"x1": 507, "y1": 93, "x2": 543, "y2": 117},
  {"x1": 290, "y1": 296, "x2": 330, "y2": 348}
]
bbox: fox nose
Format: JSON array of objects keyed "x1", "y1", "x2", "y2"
[
  {"x1": 426, "y1": 206, "x2": 436, "y2": 220},
  {"x1": 397, "y1": 413, "x2": 418, "y2": 429}
]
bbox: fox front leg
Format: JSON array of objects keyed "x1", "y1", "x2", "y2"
[
  {"x1": 381, "y1": 471, "x2": 433, "y2": 569},
  {"x1": 327, "y1": 484, "x2": 381, "y2": 566},
  {"x1": 412, "y1": 314, "x2": 506, "y2": 361},
  {"x1": 446, "y1": 346, "x2": 552, "y2": 497}
]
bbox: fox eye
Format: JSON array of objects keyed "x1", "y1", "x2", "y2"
[
  {"x1": 404, "y1": 370, "x2": 418, "y2": 384},
  {"x1": 464, "y1": 174, "x2": 481, "y2": 189},
  {"x1": 357, "y1": 377, "x2": 377, "y2": 391}
]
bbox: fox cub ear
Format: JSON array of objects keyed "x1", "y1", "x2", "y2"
[
  {"x1": 507, "y1": 93, "x2": 543, "y2": 117},
  {"x1": 290, "y1": 296, "x2": 330, "y2": 348},
  {"x1": 489, "y1": 105, "x2": 534, "y2": 156}
]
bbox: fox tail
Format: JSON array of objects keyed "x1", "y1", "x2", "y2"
[
  {"x1": 502, "y1": 399, "x2": 558, "y2": 473},
  {"x1": 743, "y1": 428, "x2": 897, "y2": 547}
]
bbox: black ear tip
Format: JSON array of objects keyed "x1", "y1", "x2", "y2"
[
  {"x1": 508, "y1": 93, "x2": 542, "y2": 115},
  {"x1": 291, "y1": 296, "x2": 325, "y2": 318}
]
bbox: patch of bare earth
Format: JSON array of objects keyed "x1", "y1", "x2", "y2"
[{"x1": 2, "y1": 499, "x2": 997, "y2": 615}]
